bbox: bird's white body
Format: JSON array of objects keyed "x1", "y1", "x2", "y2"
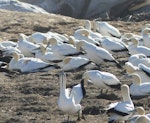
[
  {"x1": 94, "y1": 21, "x2": 121, "y2": 38},
  {"x1": 82, "y1": 70, "x2": 121, "y2": 89},
  {"x1": 106, "y1": 84, "x2": 134, "y2": 123},
  {"x1": 60, "y1": 56, "x2": 97, "y2": 71},
  {"x1": 76, "y1": 40, "x2": 117, "y2": 65},
  {"x1": 58, "y1": 72, "x2": 84, "y2": 117}
]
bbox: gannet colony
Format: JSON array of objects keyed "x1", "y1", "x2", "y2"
[{"x1": 0, "y1": 19, "x2": 150, "y2": 123}]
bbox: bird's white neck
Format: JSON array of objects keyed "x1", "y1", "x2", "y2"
[{"x1": 59, "y1": 72, "x2": 67, "y2": 94}]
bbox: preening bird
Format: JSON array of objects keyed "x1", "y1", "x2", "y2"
[{"x1": 58, "y1": 72, "x2": 86, "y2": 122}]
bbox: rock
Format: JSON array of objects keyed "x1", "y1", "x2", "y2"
[
  {"x1": 0, "y1": 0, "x2": 48, "y2": 14},
  {"x1": 4, "y1": 0, "x2": 150, "y2": 19}
]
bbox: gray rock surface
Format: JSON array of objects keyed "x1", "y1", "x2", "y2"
[
  {"x1": 1, "y1": 0, "x2": 150, "y2": 19},
  {"x1": 0, "y1": 0, "x2": 48, "y2": 14}
]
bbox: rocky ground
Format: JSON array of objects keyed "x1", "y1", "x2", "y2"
[{"x1": 0, "y1": 10, "x2": 150, "y2": 123}]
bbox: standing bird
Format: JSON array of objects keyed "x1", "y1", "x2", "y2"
[
  {"x1": 58, "y1": 72, "x2": 86, "y2": 122},
  {"x1": 105, "y1": 84, "x2": 135, "y2": 123},
  {"x1": 82, "y1": 70, "x2": 121, "y2": 94}
]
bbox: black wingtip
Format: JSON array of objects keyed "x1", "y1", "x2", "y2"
[
  {"x1": 108, "y1": 83, "x2": 121, "y2": 90},
  {"x1": 114, "y1": 60, "x2": 123, "y2": 69}
]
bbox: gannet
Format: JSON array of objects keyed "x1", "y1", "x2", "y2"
[
  {"x1": 128, "y1": 38, "x2": 150, "y2": 57},
  {"x1": 17, "y1": 33, "x2": 40, "y2": 57},
  {"x1": 82, "y1": 70, "x2": 121, "y2": 94},
  {"x1": 121, "y1": 33, "x2": 142, "y2": 44},
  {"x1": 130, "y1": 74, "x2": 150, "y2": 98},
  {"x1": 34, "y1": 44, "x2": 62, "y2": 63},
  {"x1": 27, "y1": 32, "x2": 49, "y2": 44},
  {"x1": 74, "y1": 28, "x2": 100, "y2": 45},
  {"x1": 127, "y1": 107, "x2": 150, "y2": 123},
  {"x1": 106, "y1": 84, "x2": 134, "y2": 123},
  {"x1": 74, "y1": 20, "x2": 102, "y2": 41},
  {"x1": 135, "y1": 115, "x2": 150, "y2": 123},
  {"x1": 0, "y1": 41, "x2": 17, "y2": 47},
  {"x1": 128, "y1": 54, "x2": 147, "y2": 67},
  {"x1": 94, "y1": 21, "x2": 121, "y2": 38},
  {"x1": 100, "y1": 37, "x2": 129, "y2": 54},
  {"x1": 59, "y1": 56, "x2": 98, "y2": 72},
  {"x1": 125, "y1": 62, "x2": 150, "y2": 83},
  {"x1": 142, "y1": 28, "x2": 150, "y2": 48},
  {"x1": 9, "y1": 52, "x2": 60, "y2": 73},
  {"x1": 76, "y1": 40, "x2": 122, "y2": 68},
  {"x1": 0, "y1": 43, "x2": 21, "y2": 56},
  {"x1": 47, "y1": 38, "x2": 82, "y2": 57},
  {"x1": 58, "y1": 72, "x2": 86, "y2": 121}
]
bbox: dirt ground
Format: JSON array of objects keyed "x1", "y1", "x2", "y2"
[{"x1": 0, "y1": 10, "x2": 150, "y2": 123}]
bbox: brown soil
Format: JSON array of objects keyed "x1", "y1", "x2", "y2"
[{"x1": 0, "y1": 10, "x2": 149, "y2": 123}]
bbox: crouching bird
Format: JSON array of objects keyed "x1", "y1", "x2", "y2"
[{"x1": 58, "y1": 71, "x2": 86, "y2": 122}]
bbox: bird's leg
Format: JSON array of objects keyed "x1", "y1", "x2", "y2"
[
  {"x1": 105, "y1": 89, "x2": 108, "y2": 94},
  {"x1": 81, "y1": 113, "x2": 86, "y2": 121},
  {"x1": 146, "y1": 98, "x2": 150, "y2": 109},
  {"x1": 67, "y1": 115, "x2": 70, "y2": 122},
  {"x1": 100, "y1": 89, "x2": 103, "y2": 95},
  {"x1": 77, "y1": 110, "x2": 81, "y2": 121},
  {"x1": 99, "y1": 107, "x2": 103, "y2": 122},
  {"x1": 77, "y1": 109, "x2": 83, "y2": 121}
]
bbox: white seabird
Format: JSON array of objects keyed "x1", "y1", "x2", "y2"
[
  {"x1": 121, "y1": 33, "x2": 142, "y2": 44},
  {"x1": 34, "y1": 44, "x2": 62, "y2": 63},
  {"x1": 0, "y1": 43, "x2": 21, "y2": 56},
  {"x1": 59, "y1": 56, "x2": 98, "y2": 72},
  {"x1": 17, "y1": 33, "x2": 40, "y2": 57},
  {"x1": 47, "y1": 38, "x2": 82, "y2": 57},
  {"x1": 128, "y1": 53, "x2": 147, "y2": 67},
  {"x1": 135, "y1": 115, "x2": 150, "y2": 123},
  {"x1": 94, "y1": 21, "x2": 121, "y2": 38},
  {"x1": 128, "y1": 38, "x2": 150, "y2": 57},
  {"x1": 9, "y1": 52, "x2": 60, "y2": 73},
  {"x1": 142, "y1": 28, "x2": 150, "y2": 48},
  {"x1": 74, "y1": 28, "x2": 100, "y2": 45},
  {"x1": 127, "y1": 106, "x2": 150, "y2": 123},
  {"x1": 58, "y1": 72, "x2": 86, "y2": 121},
  {"x1": 130, "y1": 74, "x2": 150, "y2": 98},
  {"x1": 100, "y1": 37, "x2": 129, "y2": 55},
  {"x1": 76, "y1": 40, "x2": 122, "y2": 68},
  {"x1": 82, "y1": 70, "x2": 121, "y2": 94},
  {"x1": 106, "y1": 84, "x2": 134, "y2": 123},
  {"x1": 125, "y1": 62, "x2": 150, "y2": 83},
  {"x1": 27, "y1": 32, "x2": 49, "y2": 44},
  {"x1": 0, "y1": 40, "x2": 18, "y2": 47}
]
